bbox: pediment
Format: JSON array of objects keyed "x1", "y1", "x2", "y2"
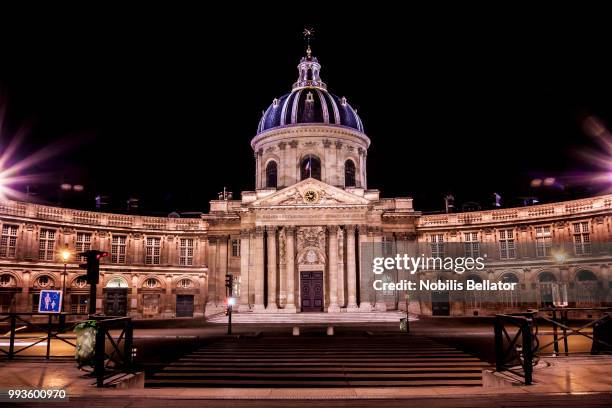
[{"x1": 250, "y1": 178, "x2": 371, "y2": 207}]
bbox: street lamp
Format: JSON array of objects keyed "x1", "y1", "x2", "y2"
[{"x1": 61, "y1": 249, "x2": 71, "y2": 313}]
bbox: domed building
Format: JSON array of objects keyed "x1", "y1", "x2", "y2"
[
  {"x1": 0, "y1": 41, "x2": 609, "y2": 320},
  {"x1": 252, "y1": 45, "x2": 368, "y2": 190},
  {"x1": 208, "y1": 44, "x2": 399, "y2": 314}
]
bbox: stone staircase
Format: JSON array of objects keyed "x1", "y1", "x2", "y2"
[
  {"x1": 146, "y1": 334, "x2": 488, "y2": 388},
  {"x1": 206, "y1": 311, "x2": 414, "y2": 324}
]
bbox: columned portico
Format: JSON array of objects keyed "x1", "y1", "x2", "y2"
[{"x1": 234, "y1": 217, "x2": 380, "y2": 314}]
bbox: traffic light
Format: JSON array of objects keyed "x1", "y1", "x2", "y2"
[
  {"x1": 225, "y1": 274, "x2": 233, "y2": 289},
  {"x1": 78, "y1": 250, "x2": 109, "y2": 284}
]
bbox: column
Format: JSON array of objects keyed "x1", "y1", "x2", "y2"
[
  {"x1": 130, "y1": 274, "x2": 139, "y2": 317},
  {"x1": 359, "y1": 225, "x2": 374, "y2": 311},
  {"x1": 238, "y1": 229, "x2": 251, "y2": 312},
  {"x1": 278, "y1": 142, "x2": 287, "y2": 188},
  {"x1": 253, "y1": 227, "x2": 265, "y2": 311},
  {"x1": 328, "y1": 226, "x2": 340, "y2": 312},
  {"x1": 217, "y1": 236, "x2": 228, "y2": 306},
  {"x1": 337, "y1": 228, "x2": 345, "y2": 308},
  {"x1": 372, "y1": 227, "x2": 386, "y2": 311},
  {"x1": 346, "y1": 225, "x2": 358, "y2": 311},
  {"x1": 285, "y1": 226, "x2": 297, "y2": 312},
  {"x1": 266, "y1": 226, "x2": 278, "y2": 310},
  {"x1": 196, "y1": 274, "x2": 207, "y2": 318},
  {"x1": 164, "y1": 275, "x2": 173, "y2": 317},
  {"x1": 19, "y1": 271, "x2": 31, "y2": 312},
  {"x1": 205, "y1": 238, "x2": 218, "y2": 311}
]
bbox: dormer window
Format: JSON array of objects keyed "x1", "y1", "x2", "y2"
[
  {"x1": 272, "y1": 98, "x2": 279, "y2": 108},
  {"x1": 341, "y1": 96, "x2": 347, "y2": 106},
  {"x1": 305, "y1": 92, "x2": 314, "y2": 103}
]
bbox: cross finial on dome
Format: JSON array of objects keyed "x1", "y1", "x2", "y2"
[{"x1": 303, "y1": 27, "x2": 314, "y2": 58}]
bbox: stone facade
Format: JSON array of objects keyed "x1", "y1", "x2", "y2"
[
  {"x1": 0, "y1": 202, "x2": 207, "y2": 318},
  {"x1": 0, "y1": 44, "x2": 610, "y2": 319}
]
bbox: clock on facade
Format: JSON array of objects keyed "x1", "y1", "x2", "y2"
[{"x1": 303, "y1": 189, "x2": 320, "y2": 204}]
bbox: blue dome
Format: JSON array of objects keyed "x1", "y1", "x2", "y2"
[
  {"x1": 257, "y1": 47, "x2": 364, "y2": 135},
  {"x1": 257, "y1": 89, "x2": 364, "y2": 134}
]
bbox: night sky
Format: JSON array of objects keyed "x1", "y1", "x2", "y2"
[{"x1": 0, "y1": 7, "x2": 611, "y2": 215}]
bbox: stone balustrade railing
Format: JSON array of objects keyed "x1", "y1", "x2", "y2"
[
  {"x1": 0, "y1": 199, "x2": 206, "y2": 231},
  {"x1": 418, "y1": 194, "x2": 612, "y2": 228}
]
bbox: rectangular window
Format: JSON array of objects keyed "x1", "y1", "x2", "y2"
[
  {"x1": 430, "y1": 234, "x2": 444, "y2": 258},
  {"x1": 179, "y1": 238, "x2": 194, "y2": 266},
  {"x1": 499, "y1": 229, "x2": 516, "y2": 260},
  {"x1": 535, "y1": 226, "x2": 552, "y2": 257},
  {"x1": 111, "y1": 235, "x2": 127, "y2": 264},
  {"x1": 573, "y1": 222, "x2": 591, "y2": 255},
  {"x1": 38, "y1": 229, "x2": 56, "y2": 261},
  {"x1": 70, "y1": 294, "x2": 88, "y2": 314},
  {"x1": 382, "y1": 235, "x2": 395, "y2": 256},
  {"x1": 464, "y1": 232, "x2": 480, "y2": 257},
  {"x1": 0, "y1": 224, "x2": 18, "y2": 258},
  {"x1": 75, "y1": 232, "x2": 92, "y2": 262},
  {"x1": 231, "y1": 239, "x2": 240, "y2": 257},
  {"x1": 145, "y1": 237, "x2": 161, "y2": 265}
]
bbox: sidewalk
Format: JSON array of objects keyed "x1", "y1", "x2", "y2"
[{"x1": 1, "y1": 356, "x2": 611, "y2": 400}]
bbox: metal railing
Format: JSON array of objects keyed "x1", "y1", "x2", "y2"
[
  {"x1": 495, "y1": 307, "x2": 612, "y2": 385},
  {"x1": 90, "y1": 316, "x2": 134, "y2": 387},
  {"x1": 494, "y1": 312, "x2": 538, "y2": 385},
  {"x1": 0, "y1": 313, "x2": 134, "y2": 388},
  {"x1": 0, "y1": 312, "x2": 88, "y2": 359},
  {"x1": 537, "y1": 307, "x2": 612, "y2": 356}
]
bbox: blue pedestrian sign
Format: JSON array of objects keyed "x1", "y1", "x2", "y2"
[{"x1": 38, "y1": 289, "x2": 63, "y2": 313}]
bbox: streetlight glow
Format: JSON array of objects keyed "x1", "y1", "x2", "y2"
[
  {"x1": 552, "y1": 249, "x2": 567, "y2": 264},
  {"x1": 61, "y1": 250, "x2": 71, "y2": 262}
]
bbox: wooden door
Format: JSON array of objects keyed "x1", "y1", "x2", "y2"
[{"x1": 300, "y1": 271, "x2": 323, "y2": 312}]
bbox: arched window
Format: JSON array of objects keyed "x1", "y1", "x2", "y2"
[
  {"x1": 265, "y1": 161, "x2": 278, "y2": 188},
  {"x1": 106, "y1": 277, "x2": 128, "y2": 288},
  {"x1": 144, "y1": 278, "x2": 160, "y2": 289},
  {"x1": 300, "y1": 155, "x2": 321, "y2": 180},
  {"x1": 576, "y1": 270, "x2": 598, "y2": 307},
  {"x1": 36, "y1": 275, "x2": 53, "y2": 288},
  {"x1": 73, "y1": 276, "x2": 87, "y2": 288},
  {"x1": 499, "y1": 273, "x2": 520, "y2": 309},
  {"x1": 178, "y1": 278, "x2": 193, "y2": 289},
  {"x1": 538, "y1": 272, "x2": 556, "y2": 307},
  {"x1": 0, "y1": 274, "x2": 15, "y2": 287},
  {"x1": 344, "y1": 159, "x2": 356, "y2": 187}
]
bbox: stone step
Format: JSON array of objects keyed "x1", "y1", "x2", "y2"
[
  {"x1": 146, "y1": 335, "x2": 488, "y2": 388},
  {"x1": 146, "y1": 378, "x2": 484, "y2": 387},
  {"x1": 206, "y1": 311, "x2": 413, "y2": 324}
]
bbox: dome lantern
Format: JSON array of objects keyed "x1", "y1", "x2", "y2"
[{"x1": 292, "y1": 45, "x2": 327, "y2": 91}]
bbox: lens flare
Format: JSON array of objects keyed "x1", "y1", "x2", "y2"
[
  {"x1": 0, "y1": 94, "x2": 83, "y2": 202},
  {"x1": 567, "y1": 115, "x2": 612, "y2": 194}
]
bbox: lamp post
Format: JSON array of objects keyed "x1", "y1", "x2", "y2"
[
  {"x1": 61, "y1": 249, "x2": 71, "y2": 313},
  {"x1": 550, "y1": 247, "x2": 569, "y2": 356}
]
